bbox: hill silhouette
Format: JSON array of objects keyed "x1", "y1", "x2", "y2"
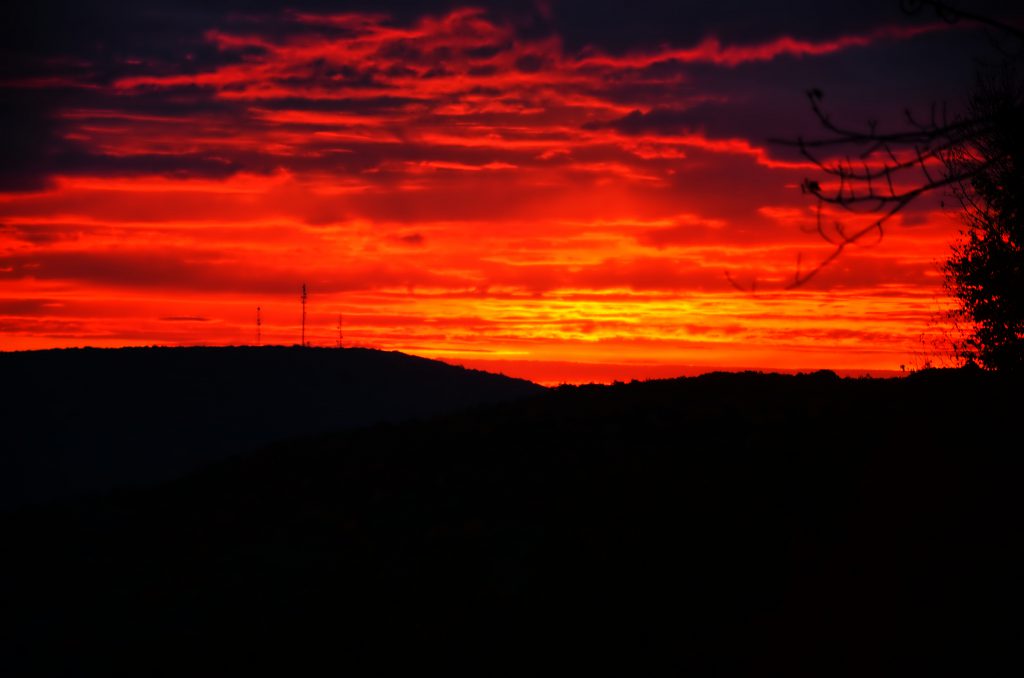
[
  {"x1": 0, "y1": 346, "x2": 542, "y2": 508},
  {"x1": 2, "y1": 368, "x2": 1018, "y2": 676}
]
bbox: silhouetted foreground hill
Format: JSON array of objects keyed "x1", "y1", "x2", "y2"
[
  {"x1": 0, "y1": 346, "x2": 542, "y2": 508},
  {"x1": 2, "y1": 369, "x2": 1019, "y2": 676}
]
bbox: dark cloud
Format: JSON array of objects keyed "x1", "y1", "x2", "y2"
[
  {"x1": 583, "y1": 107, "x2": 695, "y2": 135},
  {"x1": 2, "y1": 0, "x2": 1013, "y2": 190},
  {"x1": 0, "y1": 298, "x2": 67, "y2": 315},
  {"x1": 52, "y1": 148, "x2": 248, "y2": 179},
  {"x1": 254, "y1": 95, "x2": 423, "y2": 113},
  {"x1": 547, "y1": 0, "x2": 1020, "y2": 54},
  {"x1": 579, "y1": 23, "x2": 1002, "y2": 170},
  {"x1": 0, "y1": 90, "x2": 67, "y2": 191},
  {"x1": 548, "y1": 0, "x2": 904, "y2": 53},
  {"x1": 394, "y1": 232, "x2": 426, "y2": 246},
  {"x1": 0, "y1": 222, "x2": 82, "y2": 245},
  {"x1": 0, "y1": 249, "x2": 471, "y2": 293},
  {"x1": 514, "y1": 53, "x2": 546, "y2": 73}
]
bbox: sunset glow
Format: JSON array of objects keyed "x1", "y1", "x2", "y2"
[{"x1": 2, "y1": 2, "x2": 993, "y2": 383}]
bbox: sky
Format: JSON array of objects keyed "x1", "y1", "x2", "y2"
[{"x1": 2, "y1": 1, "x2": 1018, "y2": 384}]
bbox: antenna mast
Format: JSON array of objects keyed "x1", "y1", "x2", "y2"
[
  {"x1": 336, "y1": 313, "x2": 343, "y2": 348},
  {"x1": 256, "y1": 306, "x2": 262, "y2": 346},
  {"x1": 301, "y1": 283, "x2": 307, "y2": 347}
]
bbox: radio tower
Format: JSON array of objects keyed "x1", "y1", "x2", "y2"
[
  {"x1": 301, "y1": 283, "x2": 308, "y2": 347},
  {"x1": 336, "y1": 313, "x2": 343, "y2": 348},
  {"x1": 256, "y1": 306, "x2": 262, "y2": 346}
]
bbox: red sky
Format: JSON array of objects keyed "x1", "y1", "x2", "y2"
[{"x1": 2, "y1": 2, "x2": 1002, "y2": 383}]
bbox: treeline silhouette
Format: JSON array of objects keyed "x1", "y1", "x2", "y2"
[
  {"x1": 0, "y1": 346, "x2": 541, "y2": 508},
  {"x1": 2, "y1": 368, "x2": 1018, "y2": 676}
]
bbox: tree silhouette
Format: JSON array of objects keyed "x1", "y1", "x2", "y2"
[
  {"x1": 943, "y1": 64, "x2": 1024, "y2": 371},
  {"x1": 772, "y1": 1, "x2": 1024, "y2": 369},
  {"x1": 773, "y1": 2, "x2": 1022, "y2": 286}
]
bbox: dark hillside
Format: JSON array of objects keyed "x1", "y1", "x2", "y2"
[
  {"x1": 0, "y1": 346, "x2": 542, "y2": 508},
  {"x1": 2, "y1": 369, "x2": 1019, "y2": 675}
]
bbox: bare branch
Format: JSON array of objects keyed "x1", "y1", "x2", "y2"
[
  {"x1": 725, "y1": 270, "x2": 756, "y2": 293},
  {"x1": 757, "y1": 3, "x2": 1023, "y2": 291}
]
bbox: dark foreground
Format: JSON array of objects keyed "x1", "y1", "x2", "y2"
[
  {"x1": 2, "y1": 368, "x2": 1020, "y2": 675},
  {"x1": 0, "y1": 346, "x2": 541, "y2": 508}
]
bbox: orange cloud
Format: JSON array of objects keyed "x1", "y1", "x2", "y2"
[{"x1": 1, "y1": 7, "x2": 965, "y2": 379}]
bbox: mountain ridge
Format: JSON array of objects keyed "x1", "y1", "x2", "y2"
[{"x1": 0, "y1": 345, "x2": 543, "y2": 508}]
